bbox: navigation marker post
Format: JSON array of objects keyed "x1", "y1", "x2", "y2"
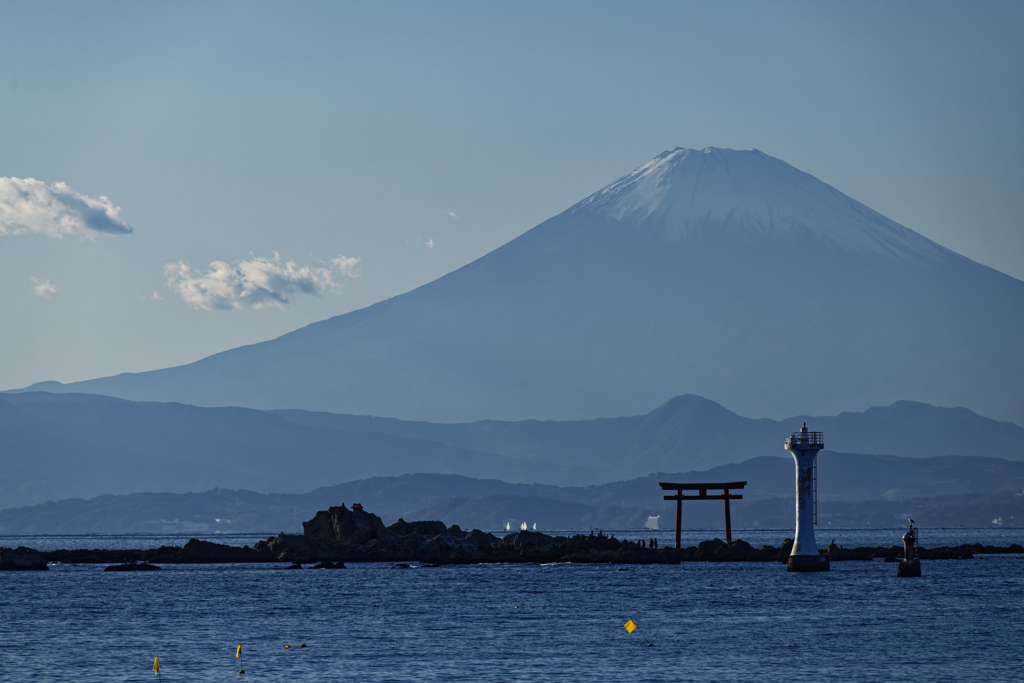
[
  {"x1": 897, "y1": 520, "x2": 921, "y2": 577},
  {"x1": 237, "y1": 644, "x2": 244, "y2": 674}
]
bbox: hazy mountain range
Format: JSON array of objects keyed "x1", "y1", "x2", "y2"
[
  {"x1": 16, "y1": 148, "x2": 1024, "y2": 425},
  {"x1": 2, "y1": 391, "x2": 1022, "y2": 511},
  {"x1": 4, "y1": 454, "x2": 1023, "y2": 534}
]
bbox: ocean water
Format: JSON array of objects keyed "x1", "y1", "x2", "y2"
[{"x1": 2, "y1": 530, "x2": 1023, "y2": 682}]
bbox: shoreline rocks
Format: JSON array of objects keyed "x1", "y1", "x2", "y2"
[
  {"x1": 103, "y1": 561, "x2": 162, "y2": 572},
  {"x1": 11, "y1": 505, "x2": 1024, "y2": 567},
  {"x1": 43, "y1": 538, "x2": 268, "y2": 565}
]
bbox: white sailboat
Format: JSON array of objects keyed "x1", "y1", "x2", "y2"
[
  {"x1": 520, "y1": 522, "x2": 528, "y2": 531},
  {"x1": 505, "y1": 522, "x2": 510, "y2": 531},
  {"x1": 532, "y1": 523, "x2": 536, "y2": 530}
]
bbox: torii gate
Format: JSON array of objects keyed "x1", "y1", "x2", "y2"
[{"x1": 659, "y1": 481, "x2": 747, "y2": 548}]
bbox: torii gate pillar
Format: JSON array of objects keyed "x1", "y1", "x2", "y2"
[{"x1": 659, "y1": 482, "x2": 746, "y2": 549}]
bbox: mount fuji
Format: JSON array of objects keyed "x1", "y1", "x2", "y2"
[{"x1": 19, "y1": 148, "x2": 1024, "y2": 424}]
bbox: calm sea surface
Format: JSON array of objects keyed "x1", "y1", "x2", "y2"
[{"x1": 3, "y1": 529, "x2": 1022, "y2": 682}]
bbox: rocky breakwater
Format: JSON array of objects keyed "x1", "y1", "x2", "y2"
[
  {"x1": 18, "y1": 504, "x2": 1022, "y2": 566},
  {"x1": 268, "y1": 507, "x2": 1021, "y2": 565},
  {"x1": 252, "y1": 506, "x2": 497, "y2": 564},
  {"x1": 44, "y1": 538, "x2": 268, "y2": 565},
  {"x1": 255, "y1": 505, "x2": 779, "y2": 564},
  {"x1": 820, "y1": 540, "x2": 1023, "y2": 562}
]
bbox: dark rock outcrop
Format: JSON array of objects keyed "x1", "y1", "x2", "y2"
[
  {"x1": 148, "y1": 538, "x2": 265, "y2": 563},
  {"x1": 0, "y1": 547, "x2": 48, "y2": 570},
  {"x1": 387, "y1": 518, "x2": 448, "y2": 538},
  {"x1": 303, "y1": 505, "x2": 388, "y2": 545},
  {"x1": 104, "y1": 561, "x2": 162, "y2": 571},
  {"x1": 43, "y1": 538, "x2": 267, "y2": 564},
  {"x1": 776, "y1": 539, "x2": 794, "y2": 562},
  {"x1": 252, "y1": 533, "x2": 353, "y2": 563}
]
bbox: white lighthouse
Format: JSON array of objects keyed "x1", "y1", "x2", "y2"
[{"x1": 785, "y1": 422, "x2": 829, "y2": 572}]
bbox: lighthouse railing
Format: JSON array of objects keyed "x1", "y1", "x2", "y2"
[{"x1": 786, "y1": 431, "x2": 824, "y2": 447}]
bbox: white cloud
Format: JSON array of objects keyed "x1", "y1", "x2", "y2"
[
  {"x1": 405, "y1": 234, "x2": 435, "y2": 250},
  {"x1": 0, "y1": 177, "x2": 132, "y2": 239},
  {"x1": 165, "y1": 252, "x2": 360, "y2": 310},
  {"x1": 331, "y1": 255, "x2": 361, "y2": 278},
  {"x1": 447, "y1": 211, "x2": 460, "y2": 220},
  {"x1": 137, "y1": 291, "x2": 162, "y2": 301},
  {"x1": 31, "y1": 277, "x2": 57, "y2": 298}
]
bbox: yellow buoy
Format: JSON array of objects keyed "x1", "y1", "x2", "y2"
[
  {"x1": 152, "y1": 656, "x2": 161, "y2": 673},
  {"x1": 623, "y1": 618, "x2": 653, "y2": 647}
]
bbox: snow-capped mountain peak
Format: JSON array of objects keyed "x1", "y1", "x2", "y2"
[{"x1": 576, "y1": 147, "x2": 954, "y2": 263}]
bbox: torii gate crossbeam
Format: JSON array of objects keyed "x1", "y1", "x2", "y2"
[{"x1": 659, "y1": 481, "x2": 747, "y2": 549}]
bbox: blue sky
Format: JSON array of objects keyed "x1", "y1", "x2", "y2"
[{"x1": 2, "y1": 1, "x2": 1022, "y2": 390}]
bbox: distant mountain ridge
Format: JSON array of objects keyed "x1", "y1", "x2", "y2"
[
  {"x1": 4, "y1": 453, "x2": 1024, "y2": 534},
  {"x1": 1, "y1": 391, "x2": 1022, "y2": 510},
  {"x1": 273, "y1": 393, "x2": 1024, "y2": 473},
  {"x1": 14, "y1": 148, "x2": 1024, "y2": 424},
  {"x1": 0, "y1": 392, "x2": 582, "y2": 510}
]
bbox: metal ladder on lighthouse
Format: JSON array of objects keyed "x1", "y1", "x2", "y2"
[{"x1": 813, "y1": 458, "x2": 818, "y2": 526}]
